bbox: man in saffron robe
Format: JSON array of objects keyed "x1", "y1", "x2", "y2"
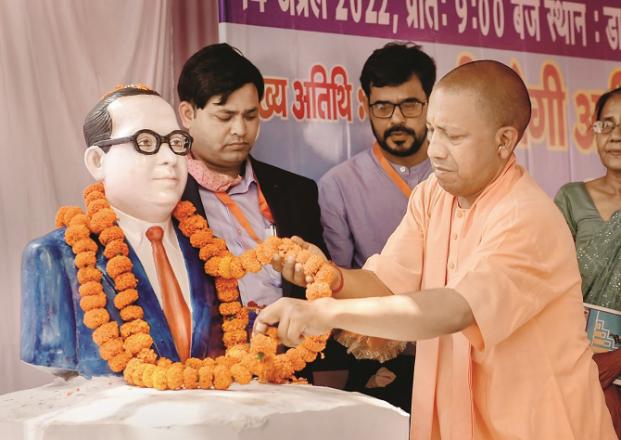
[{"x1": 258, "y1": 60, "x2": 616, "y2": 439}]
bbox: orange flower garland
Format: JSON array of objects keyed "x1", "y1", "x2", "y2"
[{"x1": 55, "y1": 182, "x2": 338, "y2": 390}]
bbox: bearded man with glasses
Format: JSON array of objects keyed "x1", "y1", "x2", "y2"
[
  {"x1": 317, "y1": 42, "x2": 436, "y2": 412},
  {"x1": 21, "y1": 86, "x2": 225, "y2": 377}
]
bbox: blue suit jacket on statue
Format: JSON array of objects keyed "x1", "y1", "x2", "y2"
[{"x1": 21, "y1": 221, "x2": 224, "y2": 377}]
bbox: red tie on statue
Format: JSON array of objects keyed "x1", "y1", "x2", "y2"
[{"x1": 146, "y1": 226, "x2": 191, "y2": 362}]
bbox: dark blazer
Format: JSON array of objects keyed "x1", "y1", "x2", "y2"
[
  {"x1": 21, "y1": 224, "x2": 224, "y2": 377},
  {"x1": 181, "y1": 156, "x2": 329, "y2": 301}
]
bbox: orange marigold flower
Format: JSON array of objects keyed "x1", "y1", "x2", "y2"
[
  {"x1": 113, "y1": 288, "x2": 139, "y2": 310},
  {"x1": 199, "y1": 243, "x2": 224, "y2": 261},
  {"x1": 152, "y1": 365, "x2": 169, "y2": 390},
  {"x1": 303, "y1": 335, "x2": 326, "y2": 353},
  {"x1": 83, "y1": 308, "x2": 110, "y2": 329},
  {"x1": 69, "y1": 213, "x2": 90, "y2": 228},
  {"x1": 90, "y1": 208, "x2": 117, "y2": 234},
  {"x1": 226, "y1": 344, "x2": 249, "y2": 361},
  {"x1": 201, "y1": 357, "x2": 216, "y2": 368},
  {"x1": 213, "y1": 365, "x2": 233, "y2": 390},
  {"x1": 185, "y1": 357, "x2": 204, "y2": 370},
  {"x1": 142, "y1": 364, "x2": 157, "y2": 388},
  {"x1": 166, "y1": 362, "x2": 185, "y2": 390},
  {"x1": 98, "y1": 226, "x2": 125, "y2": 245},
  {"x1": 124, "y1": 333, "x2": 153, "y2": 355},
  {"x1": 240, "y1": 250, "x2": 261, "y2": 273},
  {"x1": 103, "y1": 239, "x2": 129, "y2": 259},
  {"x1": 235, "y1": 307, "x2": 250, "y2": 322},
  {"x1": 114, "y1": 272, "x2": 138, "y2": 290},
  {"x1": 215, "y1": 355, "x2": 238, "y2": 368},
  {"x1": 179, "y1": 215, "x2": 208, "y2": 236},
  {"x1": 157, "y1": 357, "x2": 173, "y2": 368},
  {"x1": 303, "y1": 254, "x2": 324, "y2": 277},
  {"x1": 124, "y1": 358, "x2": 142, "y2": 384},
  {"x1": 106, "y1": 255, "x2": 132, "y2": 278},
  {"x1": 290, "y1": 376, "x2": 309, "y2": 384},
  {"x1": 204, "y1": 257, "x2": 222, "y2": 276},
  {"x1": 269, "y1": 355, "x2": 295, "y2": 384},
  {"x1": 55, "y1": 207, "x2": 70, "y2": 228},
  {"x1": 120, "y1": 305, "x2": 144, "y2": 321},
  {"x1": 217, "y1": 255, "x2": 233, "y2": 278},
  {"x1": 215, "y1": 278, "x2": 238, "y2": 291},
  {"x1": 99, "y1": 337, "x2": 124, "y2": 360},
  {"x1": 266, "y1": 326, "x2": 279, "y2": 341},
  {"x1": 74, "y1": 251, "x2": 96, "y2": 269},
  {"x1": 85, "y1": 190, "x2": 105, "y2": 205},
  {"x1": 183, "y1": 366, "x2": 199, "y2": 389},
  {"x1": 72, "y1": 238, "x2": 98, "y2": 254},
  {"x1": 79, "y1": 281, "x2": 104, "y2": 297},
  {"x1": 79, "y1": 294, "x2": 107, "y2": 312},
  {"x1": 189, "y1": 230, "x2": 213, "y2": 248},
  {"x1": 173, "y1": 200, "x2": 196, "y2": 221},
  {"x1": 108, "y1": 349, "x2": 132, "y2": 373},
  {"x1": 63, "y1": 207, "x2": 84, "y2": 227},
  {"x1": 314, "y1": 264, "x2": 337, "y2": 285},
  {"x1": 212, "y1": 238, "x2": 227, "y2": 251},
  {"x1": 222, "y1": 318, "x2": 247, "y2": 333},
  {"x1": 286, "y1": 348, "x2": 306, "y2": 371},
  {"x1": 198, "y1": 365, "x2": 214, "y2": 389},
  {"x1": 136, "y1": 348, "x2": 157, "y2": 364},
  {"x1": 223, "y1": 330, "x2": 248, "y2": 348},
  {"x1": 296, "y1": 346, "x2": 318, "y2": 363},
  {"x1": 92, "y1": 321, "x2": 119, "y2": 346},
  {"x1": 229, "y1": 257, "x2": 245, "y2": 279},
  {"x1": 231, "y1": 364, "x2": 252, "y2": 385},
  {"x1": 83, "y1": 182, "x2": 105, "y2": 199},
  {"x1": 217, "y1": 288, "x2": 240, "y2": 303},
  {"x1": 295, "y1": 249, "x2": 312, "y2": 264},
  {"x1": 77, "y1": 267, "x2": 102, "y2": 284},
  {"x1": 87, "y1": 198, "x2": 110, "y2": 216},
  {"x1": 306, "y1": 282, "x2": 331, "y2": 300},
  {"x1": 250, "y1": 333, "x2": 278, "y2": 357},
  {"x1": 132, "y1": 362, "x2": 147, "y2": 387},
  {"x1": 120, "y1": 319, "x2": 150, "y2": 338},
  {"x1": 219, "y1": 301, "x2": 242, "y2": 316},
  {"x1": 263, "y1": 236, "x2": 281, "y2": 251},
  {"x1": 255, "y1": 244, "x2": 274, "y2": 265},
  {"x1": 65, "y1": 224, "x2": 90, "y2": 246}
]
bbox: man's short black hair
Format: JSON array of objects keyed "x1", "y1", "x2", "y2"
[
  {"x1": 177, "y1": 43, "x2": 264, "y2": 109},
  {"x1": 360, "y1": 42, "x2": 436, "y2": 99}
]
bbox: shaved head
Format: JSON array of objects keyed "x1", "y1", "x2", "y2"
[{"x1": 437, "y1": 60, "x2": 531, "y2": 140}]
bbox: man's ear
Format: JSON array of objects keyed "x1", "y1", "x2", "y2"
[
  {"x1": 495, "y1": 126, "x2": 519, "y2": 160},
  {"x1": 84, "y1": 146, "x2": 106, "y2": 180},
  {"x1": 178, "y1": 101, "x2": 195, "y2": 130}
]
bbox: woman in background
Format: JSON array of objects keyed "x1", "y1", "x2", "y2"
[{"x1": 555, "y1": 86, "x2": 621, "y2": 437}]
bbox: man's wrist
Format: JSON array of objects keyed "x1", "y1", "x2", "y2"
[{"x1": 329, "y1": 262, "x2": 344, "y2": 293}]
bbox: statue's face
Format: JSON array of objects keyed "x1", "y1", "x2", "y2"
[{"x1": 88, "y1": 95, "x2": 188, "y2": 222}]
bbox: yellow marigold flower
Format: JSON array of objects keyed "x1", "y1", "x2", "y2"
[
  {"x1": 83, "y1": 308, "x2": 110, "y2": 329},
  {"x1": 108, "y1": 349, "x2": 132, "y2": 373},
  {"x1": 124, "y1": 358, "x2": 142, "y2": 384},
  {"x1": 184, "y1": 357, "x2": 204, "y2": 370},
  {"x1": 72, "y1": 238, "x2": 98, "y2": 254},
  {"x1": 98, "y1": 226, "x2": 124, "y2": 245},
  {"x1": 124, "y1": 333, "x2": 153, "y2": 355},
  {"x1": 231, "y1": 364, "x2": 252, "y2": 385},
  {"x1": 157, "y1": 357, "x2": 173, "y2": 368},
  {"x1": 172, "y1": 200, "x2": 196, "y2": 221},
  {"x1": 74, "y1": 251, "x2": 96, "y2": 269},
  {"x1": 113, "y1": 288, "x2": 139, "y2": 310},
  {"x1": 213, "y1": 365, "x2": 233, "y2": 390},
  {"x1": 153, "y1": 365, "x2": 169, "y2": 390},
  {"x1": 87, "y1": 198, "x2": 110, "y2": 216},
  {"x1": 201, "y1": 357, "x2": 215, "y2": 368},
  {"x1": 183, "y1": 366, "x2": 199, "y2": 389},
  {"x1": 77, "y1": 267, "x2": 102, "y2": 284},
  {"x1": 120, "y1": 305, "x2": 144, "y2": 321},
  {"x1": 217, "y1": 255, "x2": 233, "y2": 278},
  {"x1": 219, "y1": 301, "x2": 242, "y2": 316},
  {"x1": 306, "y1": 282, "x2": 331, "y2": 300},
  {"x1": 132, "y1": 362, "x2": 147, "y2": 387},
  {"x1": 92, "y1": 321, "x2": 119, "y2": 346},
  {"x1": 79, "y1": 281, "x2": 104, "y2": 297},
  {"x1": 90, "y1": 208, "x2": 117, "y2": 234},
  {"x1": 198, "y1": 365, "x2": 214, "y2": 389},
  {"x1": 142, "y1": 364, "x2": 157, "y2": 388},
  {"x1": 120, "y1": 319, "x2": 150, "y2": 338},
  {"x1": 106, "y1": 255, "x2": 132, "y2": 278},
  {"x1": 136, "y1": 348, "x2": 157, "y2": 364},
  {"x1": 114, "y1": 272, "x2": 138, "y2": 290},
  {"x1": 79, "y1": 294, "x2": 106, "y2": 312},
  {"x1": 166, "y1": 363, "x2": 185, "y2": 390},
  {"x1": 99, "y1": 337, "x2": 124, "y2": 361},
  {"x1": 229, "y1": 257, "x2": 245, "y2": 279},
  {"x1": 103, "y1": 239, "x2": 129, "y2": 259},
  {"x1": 189, "y1": 230, "x2": 213, "y2": 248}
]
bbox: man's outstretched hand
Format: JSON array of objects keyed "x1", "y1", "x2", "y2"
[{"x1": 254, "y1": 297, "x2": 334, "y2": 347}]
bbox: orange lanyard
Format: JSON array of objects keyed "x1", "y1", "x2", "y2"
[
  {"x1": 214, "y1": 183, "x2": 275, "y2": 243},
  {"x1": 372, "y1": 143, "x2": 412, "y2": 198}
]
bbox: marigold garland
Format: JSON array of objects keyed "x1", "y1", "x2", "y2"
[{"x1": 56, "y1": 182, "x2": 338, "y2": 389}]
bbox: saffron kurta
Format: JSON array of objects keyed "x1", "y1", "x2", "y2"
[{"x1": 364, "y1": 155, "x2": 615, "y2": 439}]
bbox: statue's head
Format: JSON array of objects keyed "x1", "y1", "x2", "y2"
[{"x1": 83, "y1": 86, "x2": 191, "y2": 223}]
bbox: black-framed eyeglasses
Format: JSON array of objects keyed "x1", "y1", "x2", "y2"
[
  {"x1": 94, "y1": 129, "x2": 193, "y2": 155},
  {"x1": 369, "y1": 98, "x2": 427, "y2": 119},
  {"x1": 593, "y1": 120, "x2": 621, "y2": 135}
]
